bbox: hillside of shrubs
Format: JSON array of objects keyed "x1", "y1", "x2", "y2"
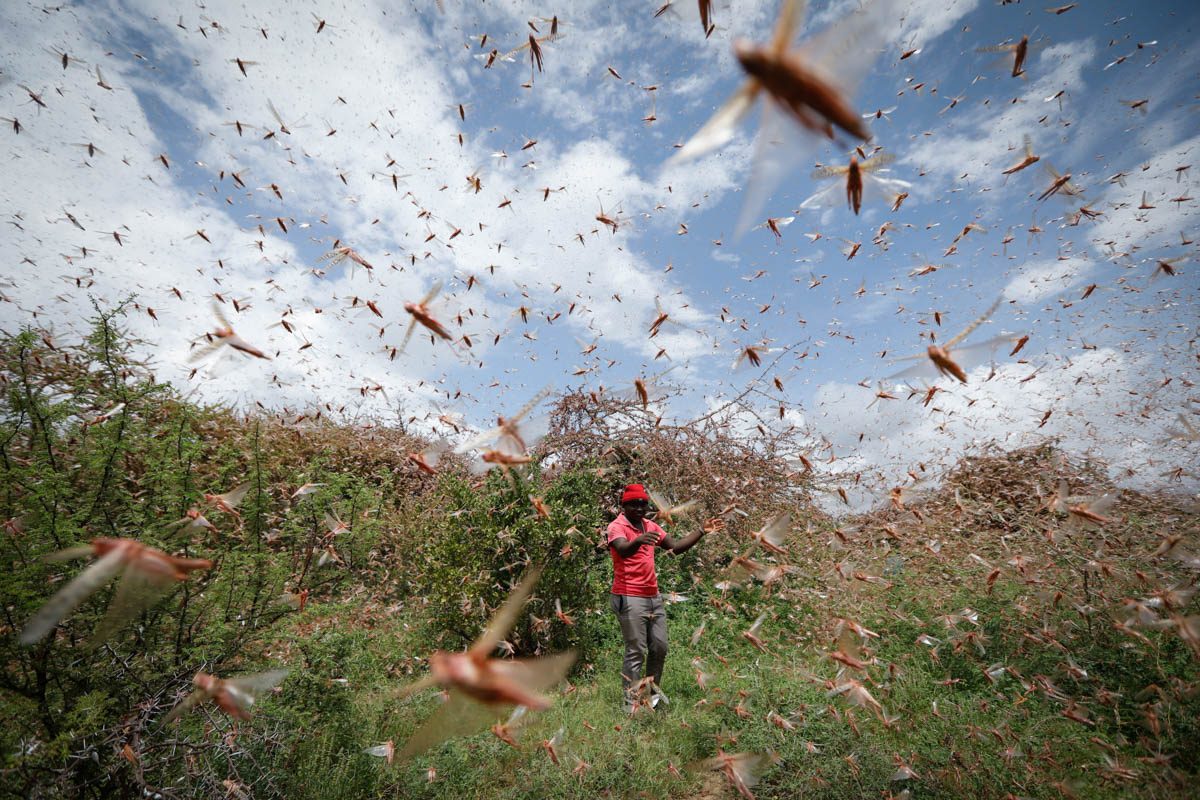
[{"x1": 1, "y1": 308, "x2": 1197, "y2": 800}]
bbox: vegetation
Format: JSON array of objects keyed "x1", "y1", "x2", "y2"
[{"x1": 1, "y1": 309, "x2": 1197, "y2": 799}]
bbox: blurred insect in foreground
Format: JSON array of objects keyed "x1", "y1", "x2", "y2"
[
  {"x1": 160, "y1": 669, "x2": 288, "y2": 725},
  {"x1": 188, "y1": 304, "x2": 271, "y2": 373},
  {"x1": 454, "y1": 385, "x2": 553, "y2": 474},
  {"x1": 687, "y1": 748, "x2": 781, "y2": 800},
  {"x1": 800, "y1": 149, "x2": 910, "y2": 215},
  {"x1": 395, "y1": 565, "x2": 576, "y2": 761},
  {"x1": 671, "y1": 0, "x2": 898, "y2": 235},
  {"x1": 699, "y1": 0, "x2": 715, "y2": 36},
  {"x1": 400, "y1": 280, "x2": 454, "y2": 354},
  {"x1": 21, "y1": 539, "x2": 212, "y2": 646},
  {"x1": 887, "y1": 298, "x2": 1024, "y2": 385}
]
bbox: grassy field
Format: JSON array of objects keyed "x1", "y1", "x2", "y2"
[{"x1": 270, "y1": 514, "x2": 1198, "y2": 800}]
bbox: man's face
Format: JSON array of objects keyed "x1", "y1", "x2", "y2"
[{"x1": 622, "y1": 499, "x2": 648, "y2": 523}]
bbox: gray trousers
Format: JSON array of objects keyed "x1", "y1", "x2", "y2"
[{"x1": 610, "y1": 593, "x2": 667, "y2": 691}]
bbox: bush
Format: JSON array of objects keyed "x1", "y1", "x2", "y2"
[
  {"x1": 0, "y1": 305, "x2": 428, "y2": 798},
  {"x1": 418, "y1": 463, "x2": 614, "y2": 669}
]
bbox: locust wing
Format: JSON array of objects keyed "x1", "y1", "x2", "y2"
[
  {"x1": 20, "y1": 548, "x2": 123, "y2": 645},
  {"x1": 470, "y1": 564, "x2": 544, "y2": 657}
]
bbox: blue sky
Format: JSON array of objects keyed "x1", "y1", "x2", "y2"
[{"x1": 1, "y1": 0, "x2": 1197, "y2": 509}]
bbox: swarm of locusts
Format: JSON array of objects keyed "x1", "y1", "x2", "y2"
[{"x1": 4, "y1": 0, "x2": 1198, "y2": 797}]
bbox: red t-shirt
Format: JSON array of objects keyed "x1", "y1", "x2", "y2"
[{"x1": 607, "y1": 514, "x2": 668, "y2": 597}]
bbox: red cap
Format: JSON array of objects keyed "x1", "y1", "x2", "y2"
[{"x1": 621, "y1": 484, "x2": 649, "y2": 503}]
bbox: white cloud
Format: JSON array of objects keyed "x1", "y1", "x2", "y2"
[
  {"x1": 807, "y1": 0, "x2": 978, "y2": 51},
  {"x1": 804, "y1": 348, "x2": 1199, "y2": 514},
  {"x1": 898, "y1": 0, "x2": 980, "y2": 46},
  {"x1": 1003, "y1": 255, "x2": 1089, "y2": 301},
  {"x1": 0, "y1": 0, "x2": 752, "y2": 422},
  {"x1": 902, "y1": 39, "x2": 1099, "y2": 196}
]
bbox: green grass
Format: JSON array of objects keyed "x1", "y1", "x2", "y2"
[{"x1": 245, "y1": 554, "x2": 1195, "y2": 800}]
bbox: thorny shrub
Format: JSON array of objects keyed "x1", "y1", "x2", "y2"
[
  {"x1": 540, "y1": 389, "x2": 823, "y2": 569},
  {"x1": 417, "y1": 465, "x2": 615, "y2": 669},
  {"x1": 0, "y1": 306, "x2": 435, "y2": 799}
]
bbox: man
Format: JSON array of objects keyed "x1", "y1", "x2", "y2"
[{"x1": 607, "y1": 483, "x2": 723, "y2": 713}]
